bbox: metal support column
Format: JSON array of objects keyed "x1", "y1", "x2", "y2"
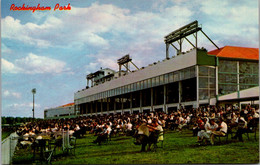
[
  {"x1": 95, "y1": 101, "x2": 98, "y2": 115},
  {"x1": 166, "y1": 43, "x2": 170, "y2": 59},
  {"x1": 121, "y1": 97, "x2": 124, "y2": 114},
  {"x1": 107, "y1": 98, "x2": 110, "y2": 114},
  {"x1": 90, "y1": 102, "x2": 93, "y2": 116},
  {"x1": 119, "y1": 65, "x2": 121, "y2": 77},
  {"x1": 164, "y1": 85, "x2": 167, "y2": 113},
  {"x1": 100, "y1": 99, "x2": 103, "y2": 115},
  {"x1": 114, "y1": 100, "x2": 116, "y2": 114},
  {"x1": 151, "y1": 88, "x2": 154, "y2": 112},
  {"x1": 178, "y1": 81, "x2": 182, "y2": 109},
  {"x1": 237, "y1": 61, "x2": 240, "y2": 98},
  {"x1": 196, "y1": 65, "x2": 200, "y2": 108},
  {"x1": 140, "y1": 91, "x2": 142, "y2": 113},
  {"x1": 130, "y1": 93, "x2": 133, "y2": 114}
]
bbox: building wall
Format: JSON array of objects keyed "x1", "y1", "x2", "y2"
[
  {"x1": 73, "y1": 48, "x2": 259, "y2": 116},
  {"x1": 218, "y1": 58, "x2": 258, "y2": 96},
  {"x1": 44, "y1": 105, "x2": 75, "y2": 119},
  {"x1": 75, "y1": 48, "x2": 197, "y2": 103}
]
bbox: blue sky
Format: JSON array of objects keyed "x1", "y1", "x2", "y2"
[{"x1": 1, "y1": 0, "x2": 259, "y2": 118}]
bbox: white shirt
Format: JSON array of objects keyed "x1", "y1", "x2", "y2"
[
  {"x1": 126, "y1": 123, "x2": 132, "y2": 130},
  {"x1": 253, "y1": 113, "x2": 259, "y2": 118},
  {"x1": 205, "y1": 122, "x2": 211, "y2": 132},
  {"x1": 106, "y1": 127, "x2": 112, "y2": 135},
  {"x1": 219, "y1": 122, "x2": 227, "y2": 133}
]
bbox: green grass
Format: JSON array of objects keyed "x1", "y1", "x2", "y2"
[
  {"x1": 12, "y1": 129, "x2": 259, "y2": 164},
  {"x1": 2, "y1": 131, "x2": 13, "y2": 140}
]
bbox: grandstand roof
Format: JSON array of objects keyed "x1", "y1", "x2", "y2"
[
  {"x1": 208, "y1": 46, "x2": 259, "y2": 60},
  {"x1": 59, "y1": 103, "x2": 74, "y2": 107}
]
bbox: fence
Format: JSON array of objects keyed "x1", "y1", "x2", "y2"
[{"x1": 1, "y1": 132, "x2": 19, "y2": 164}]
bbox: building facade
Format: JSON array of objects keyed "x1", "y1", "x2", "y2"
[
  {"x1": 45, "y1": 21, "x2": 259, "y2": 118},
  {"x1": 44, "y1": 103, "x2": 75, "y2": 119},
  {"x1": 74, "y1": 46, "x2": 259, "y2": 116}
]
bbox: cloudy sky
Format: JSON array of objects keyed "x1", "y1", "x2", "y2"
[{"x1": 1, "y1": 0, "x2": 259, "y2": 118}]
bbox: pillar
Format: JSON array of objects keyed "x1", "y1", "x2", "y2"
[
  {"x1": 164, "y1": 85, "x2": 167, "y2": 113},
  {"x1": 140, "y1": 91, "x2": 142, "y2": 113},
  {"x1": 166, "y1": 43, "x2": 169, "y2": 59},
  {"x1": 196, "y1": 65, "x2": 199, "y2": 108},
  {"x1": 178, "y1": 81, "x2": 182, "y2": 109},
  {"x1": 151, "y1": 88, "x2": 154, "y2": 112}
]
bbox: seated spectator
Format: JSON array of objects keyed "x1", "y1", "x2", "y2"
[
  {"x1": 199, "y1": 118, "x2": 218, "y2": 144},
  {"x1": 251, "y1": 109, "x2": 259, "y2": 118},
  {"x1": 92, "y1": 124, "x2": 111, "y2": 145},
  {"x1": 177, "y1": 115, "x2": 187, "y2": 132},
  {"x1": 210, "y1": 118, "x2": 227, "y2": 145},
  {"x1": 232, "y1": 113, "x2": 247, "y2": 142},
  {"x1": 196, "y1": 117, "x2": 205, "y2": 142},
  {"x1": 125, "y1": 121, "x2": 133, "y2": 135}
]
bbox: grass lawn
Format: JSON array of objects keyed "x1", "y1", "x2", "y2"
[
  {"x1": 12, "y1": 129, "x2": 259, "y2": 164},
  {"x1": 2, "y1": 131, "x2": 13, "y2": 140}
]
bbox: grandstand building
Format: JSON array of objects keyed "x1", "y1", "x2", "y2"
[
  {"x1": 74, "y1": 21, "x2": 259, "y2": 116},
  {"x1": 44, "y1": 21, "x2": 259, "y2": 118},
  {"x1": 44, "y1": 103, "x2": 75, "y2": 119}
]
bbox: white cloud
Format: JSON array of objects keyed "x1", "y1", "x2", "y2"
[
  {"x1": 199, "y1": 0, "x2": 258, "y2": 47},
  {"x1": 3, "y1": 102, "x2": 41, "y2": 117},
  {"x1": 7, "y1": 102, "x2": 41, "y2": 108},
  {"x1": 1, "y1": 58, "x2": 22, "y2": 73},
  {"x1": 1, "y1": 1, "x2": 258, "y2": 73},
  {"x1": 2, "y1": 53, "x2": 71, "y2": 74},
  {"x1": 3, "y1": 90, "x2": 21, "y2": 99},
  {"x1": 1, "y1": 16, "x2": 51, "y2": 47}
]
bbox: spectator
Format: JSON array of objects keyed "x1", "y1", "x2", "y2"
[{"x1": 210, "y1": 118, "x2": 227, "y2": 145}]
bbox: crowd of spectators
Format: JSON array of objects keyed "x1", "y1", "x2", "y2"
[{"x1": 16, "y1": 104, "x2": 259, "y2": 151}]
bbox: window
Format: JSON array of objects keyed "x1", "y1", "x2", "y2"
[
  {"x1": 156, "y1": 76, "x2": 160, "y2": 86},
  {"x1": 209, "y1": 67, "x2": 216, "y2": 77},
  {"x1": 173, "y1": 72, "x2": 179, "y2": 82},
  {"x1": 169, "y1": 72, "x2": 174, "y2": 82},
  {"x1": 218, "y1": 84, "x2": 237, "y2": 95},
  {"x1": 190, "y1": 66, "x2": 196, "y2": 78},
  {"x1": 147, "y1": 79, "x2": 151, "y2": 88},
  {"x1": 164, "y1": 74, "x2": 169, "y2": 84},
  {"x1": 199, "y1": 66, "x2": 208, "y2": 76},
  {"x1": 140, "y1": 81, "x2": 143, "y2": 90},
  {"x1": 160, "y1": 75, "x2": 164, "y2": 85},
  {"x1": 199, "y1": 89, "x2": 208, "y2": 100},
  {"x1": 219, "y1": 60, "x2": 237, "y2": 73},
  {"x1": 219, "y1": 73, "x2": 237, "y2": 84},
  {"x1": 199, "y1": 77, "x2": 208, "y2": 88},
  {"x1": 128, "y1": 85, "x2": 131, "y2": 93},
  {"x1": 180, "y1": 70, "x2": 185, "y2": 80},
  {"x1": 137, "y1": 82, "x2": 140, "y2": 90},
  {"x1": 184, "y1": 68, "x2": 190, "y2": 79},
  {"x1": 152, "y1": 77, "x2": 156, "y2": 87},
  {"x1": 143, "y1": 80, "x2": 147, "y2": 89}
]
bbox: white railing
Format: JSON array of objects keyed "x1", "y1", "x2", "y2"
[{"x1": 1, "y1": 132, "x2": 19, "y2": 164}]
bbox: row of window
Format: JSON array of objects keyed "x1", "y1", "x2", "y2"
[
  {"x1": 218, "y1": 60, "x2": 258, "y2": 96},
  {"x1": 219, "y1": 73, "x2": 258, "y2": 85},
  {"x1": 218, "y1": 60, "x2": 258, "y2": 74},
  {"x1": 77, "y1": 66, "x2": 196, "y2": 104},
  {"x1": 198, "y1": 66, "x2": 216, "y2": 100}
]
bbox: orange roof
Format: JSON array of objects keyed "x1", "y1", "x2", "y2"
[
  {"x1": 208, "y1": 46, "x2": 259, "y2": 60},
  {"x1": 59, "y1": 103, "x2": 74, "y2": 107}
]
